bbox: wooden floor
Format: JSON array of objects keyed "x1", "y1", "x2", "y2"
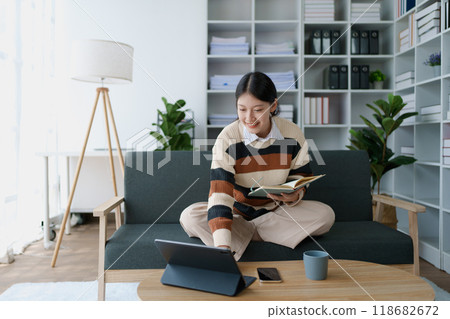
[{"x1": 1, "y1": 217, "x2": 450, "y2": 295}]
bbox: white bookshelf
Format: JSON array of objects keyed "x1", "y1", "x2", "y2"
[{"x1": 206, "y1": 0, "x2": 450, "y2": 274}]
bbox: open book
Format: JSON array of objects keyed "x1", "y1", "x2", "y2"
[{"x1": 248, "y1": 174, "x2": 325, "y2": 198}]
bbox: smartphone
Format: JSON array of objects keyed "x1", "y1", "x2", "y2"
[{"x1": 257, "y1": 267, "x2": 282, "y2": 283}]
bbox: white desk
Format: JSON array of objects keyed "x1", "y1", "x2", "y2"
[{"x1": 37, "y1": 150, "x2": 124, "y2": 249}]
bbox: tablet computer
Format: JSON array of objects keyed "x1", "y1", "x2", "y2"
[{"x1": 154, "y1": 239, "x2": 256, "y2": 296}]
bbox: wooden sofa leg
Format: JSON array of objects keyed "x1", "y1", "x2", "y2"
[
  {"x1": 98, "y1": 274, "x2": 105, "y2": 301},
  {"x1": 408, "y1": 211, "x2": 420, "y2": 276},
  {"x1": 98, "y1": 215, "x2": 107, "y2": 300}
]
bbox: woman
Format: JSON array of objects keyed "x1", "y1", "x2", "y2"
[{"x1": 180, "y1": 71, "x2": 334, "y2": 259}]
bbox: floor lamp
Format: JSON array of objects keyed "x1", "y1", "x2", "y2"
[{"x1": 51, "y1": 39, "x2": 134, "y2": 267}]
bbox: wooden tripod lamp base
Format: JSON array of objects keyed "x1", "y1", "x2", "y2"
[{"x1": 51, "y1": 87, "x2": 125, "y2": 267}]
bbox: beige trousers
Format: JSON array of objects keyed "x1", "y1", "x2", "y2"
[{"x1": 179, "y1": 200, "x2": 335, "y2": 260}]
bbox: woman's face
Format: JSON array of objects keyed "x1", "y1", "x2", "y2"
[{"x1": 237, "y1": 93, "x2": 277, "y2": 138}]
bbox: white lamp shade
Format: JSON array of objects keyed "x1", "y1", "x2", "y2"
[{"x1": 70, "y1": 39, "x2": 134, "y2": 84}]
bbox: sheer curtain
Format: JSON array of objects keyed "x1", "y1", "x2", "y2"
[{"x1": 0, "y1": 0, "x2": 56, "y2": 263}]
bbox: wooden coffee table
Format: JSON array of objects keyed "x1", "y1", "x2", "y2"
[{"x1": 137, "y1": 260, "x2": 435, "y2": 301}]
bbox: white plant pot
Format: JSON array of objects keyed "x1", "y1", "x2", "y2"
[{"x1": 373, "y1": 81, "x2": 384, "y2": 90}]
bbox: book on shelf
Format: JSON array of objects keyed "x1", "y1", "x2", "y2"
[
  {"x1": 400, "y1": 36, "x2": 410, "y2": 46},
  {"x1": 304, "y1": 97, "x2": 330, "y2": 125},
  {"x1": 418, "y1": 27, "x2": 440, "y2": 43},
  {"x1": 351, "y1": 3, "x2": 381, "y2": 22},
  {"x1": 415, "y1": 2, "x2": 441, "y2": 21},
  {"x1": 421, "y1": 113, "x2": 441, "y2": 121},
  {"x1": 396, "y1": 78, "x2": 414, "y2": 89},
  {"x1": 209, "y1": 74, "x2": 243, "y2": 90},
  {"x1": 444, "y1": 138, "x2": 450, "y2": 148},
  {"x1": 418, "y1": 14, "x2": 440, "y2": 29},
  {"x1": 445, "y1": 1, "x2": 450, "y2": 29},
  {"x1": 402, "y1": 93, "x2": 415, "y2": 103},
  {"x1": 256, "y1": 41, "x2": 295, "y2": 55},
  {"x1": 210, "y1": 36, "x2": 249, "y2": 55},
  {"x1": 317, "y1": 97, "x2": 323, "y2": 124},
  {"x1": 304, "y1": 97, "x2": 310, "y2": 125},
  {"x1": 418, "y1": 23, "x2": 440, "y2": 36},
  {"x1": 248, "y1": 174, "x2": 325, "y2": 197},
  {"x1": 417, "y1": 8, "x2": 441, "y2": 26},
  {"x1": 396, "y1": 71, "x2": 415, "y2": 82},
  {"x1": 398, "y1": 0, "x2": 416, "y2": 17},
  {"x1": 310, "y1": 98, "x2": 317, "y2": 124},
  {"x1": 420, "y1": 104, "x2": 441, "y2": 115},
  {"x1": 208, "y1": 114, "x2": 237, "y2": 126},
  {"x1": 401, "y1": 146, "x2": 415, "y2": 155},
  {"x1": 323, "y1": 97, "x2": 330, "y2": 124},
  {"x1": 304, "y1": 0, "x2": 335, "y2": 21},
  {"x1": 279, "y1": 104, "x2": 294, "y2": 122},
  {"x1": 399, "y1": 28, "x2": 409, "y2": 40}
]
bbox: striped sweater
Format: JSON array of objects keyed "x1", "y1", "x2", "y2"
[{"x1": 208, "y1": 116, "x2": 312, "y2": 248}]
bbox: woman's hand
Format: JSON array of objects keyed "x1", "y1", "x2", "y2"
[{"x1": 267, "y1": 187, "x2": 305, "y2": 204}]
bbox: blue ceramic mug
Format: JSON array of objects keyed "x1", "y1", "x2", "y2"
[{"x1": 303, "y1": 250, "x2": 329, "y2": 280}]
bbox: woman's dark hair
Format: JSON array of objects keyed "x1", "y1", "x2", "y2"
[{"x1": 235, "y1": 71, "x2": 279, "y2": 116}]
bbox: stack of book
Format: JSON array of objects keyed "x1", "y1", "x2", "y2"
[
  {"x1": 444, "y1": 0, "x2": 450, "y2": 30},
  {"x1": 397, "y1": 0, "x2": 416, "y2": 17},
  {"x1": 400, "y1": 146, "x2": 415, "y2": 155},
  {"x1": 208, "y1": 114, "x2": 236, "y2": 126},
  {"x1": 209, "y1": 74, "x2": 243, "y2": 90},
  {"x1": 351, "y1": 2, "x2": 381, "y2": 22},
  {"x1": 256, "y1": 41, "x2": 295, "y2": 55},
  {"x1": 303, "y1": 96, "x2": 330, "y2": 125},
  {"x1": 209, "y1": 36, "x2": 249, "y2": 55},
  {"x1": 416, "y1": 2, "x2": 441, "y2": 43},
  {"x1": 278, "y1": 104, "x2": 294, "y2": 122},
  {"x1": 399, "y1": 93, "x2": 415, "y2": 124},
  {"x1": 399, "y1": 13, "x2": 415, "y2": 52},
  {"x1": 304, "y1": 0, "x2": 335, "y2": 22},
  {"x1": 420, "y1": 104, "x2": 441, "y2": 122},
  {"x1": 266, "y1": 71, "x2": 296, "y2": 91},
  {"x1": 444, "y1": 138, "x2": 450, "y2": 165},
  {"x1": 396, "y1": 70, "x2": 415, "y2": 90}
]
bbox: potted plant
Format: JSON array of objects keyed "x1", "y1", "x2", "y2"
[
  {"x1": 424, "y1": 51, "x2": 441, "y2": 77},
  {"x1": 347, "y1": 94, "x2": 418, "y2": 228},
  {"x1": 369, "y1": 70, "x2": 386, "y2": 90},
  {"x1": 149, "y1": 97, "x2": 195, "y2": 150}
]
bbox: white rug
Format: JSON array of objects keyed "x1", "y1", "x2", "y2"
[
  {"x1": 0, "y1": 281, "x2": 140, "y2": 301},
  {"x1": 0, "y1": 279, "x2": 449, "y2": 301}
]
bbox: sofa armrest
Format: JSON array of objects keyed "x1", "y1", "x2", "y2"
[
  {"x1": 372, "y1": 194, "x2": 426, "y2": 276},
  {"x1": 372, "y1": 194, "x2": 426, "y2": 215},
  {"x1": 94, "y1": 196, "x2": 124, "y2": 301},
  {"x1": 93, "y1": 196, "x2": 124, "y2": 217}
]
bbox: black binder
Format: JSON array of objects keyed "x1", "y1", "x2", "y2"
[
  {"x1": 322, "y1": 30, "x2": 331, "y2": 54},
  {"x1": 360, "y1": 65, "x2": 370, "y2": 89},
  {"x1": 360, "y1": 31, "x2": 369, "y2": 54},
  {"x1": 369, "y1": 30, "x2": 379, "y2": 54},
  {"x1": 327, "y1": 65, "x2": 340, "y2": 89},
  {"x1": 311, "y1": 30, "x2": 322, "y2": 54},
  {"x1": 339, "y1": 65, "x2": 348, "y2": 89},
  {"x1": 351, "y1": 30, "x2": 360, "y2": 54},
  {"x1": 351, "y1": 65, "x2": 360, "y2": 89},
  {"x1": 331, "y1": 30, "x2": 341, "y2": 54},
  {"x1": 155, "y1": 239, "x2": 256, "y2": 296}
]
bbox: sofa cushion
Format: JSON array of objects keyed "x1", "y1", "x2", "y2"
[
  {"x1": 305, "y1": 150, "x2": 373, "y2": 222},
  {"x1": 104, "y1": 221, "x2": 413, "y2": 270},
  {"x1": 124, "y1": 151, "x2": 211, "y2": 224}
]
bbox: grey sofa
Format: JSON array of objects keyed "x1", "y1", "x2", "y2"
[{"x1": 94, "y1": 150, "x2": 425, "y2": 300}]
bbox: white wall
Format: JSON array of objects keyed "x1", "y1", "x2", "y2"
[
  {"x1": 55, "y1": 0, "x2": 207, "y2": 151},
  {"x1": 53, "y1": 0, "x2": 207, "y2": 211}
]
